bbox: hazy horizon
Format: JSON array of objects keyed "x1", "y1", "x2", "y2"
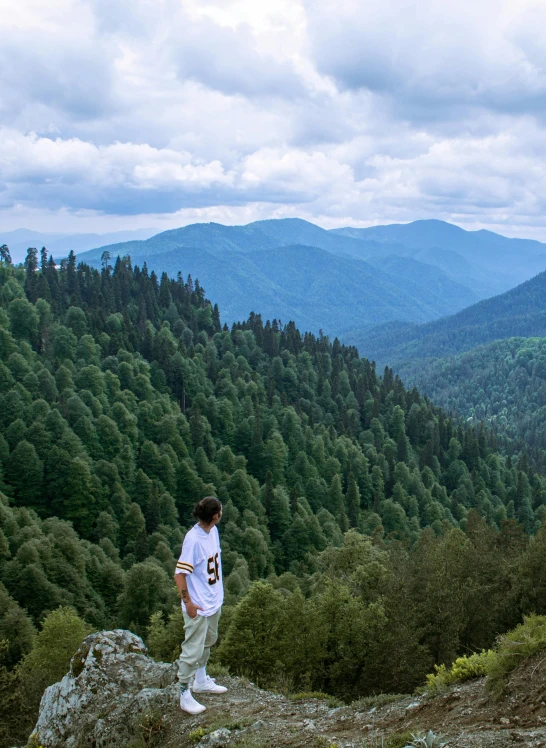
[{"x1": 4, "y1": 216, "x2": 546, "y2": 247}]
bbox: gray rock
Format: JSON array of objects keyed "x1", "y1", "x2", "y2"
[
  {"x1": 199, "y1": 727, "x2": 232, "y2": 746},
  {"x1": 32, "y1": 629, "x2": 176, "y2": 747}
]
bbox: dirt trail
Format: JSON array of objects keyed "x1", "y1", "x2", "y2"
[{"x1": 161, "y1": 653, "x2": 546, "y2": 747}]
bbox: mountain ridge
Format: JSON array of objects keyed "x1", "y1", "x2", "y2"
[
  {"x1": 74, "y1": 225, "x2": 480, "y2": 336},
  {"x1": 349, "y1": 268, "x2": 546, "y2": 367}
]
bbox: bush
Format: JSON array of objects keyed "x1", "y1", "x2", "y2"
[
  {"x1": 136, "y1": 708, "x2": 166, "y2": 747},
  {"x1": 290, "y1": 691, "x2": 343, "y2": 708},
  {"x1": 385, "y1": 733, "x2": 415, "y2": 748},
  {"x1": 21, "y1": 606, "x2": 93, "y2": 688},
  {"x1": 146, "y1": 608, "x2": 184, "y2": 662},
  {"x1": 352, "y1": 693, "x2": 407, "y2": 710},
  {"x1": 1, "y1": 607, "x2": 92, "y2": 748},
  {"x1": 424, "y1": 650, "x2": 496, "y2": 693},
  {"x1": 487, "y1": 614, "x2": 546, "y2": 695},
  {"x1": 406, "y1": 731, "x2": 446, "y2": 747}
]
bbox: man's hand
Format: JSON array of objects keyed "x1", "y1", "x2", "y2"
[
  {"x1": 175, "y1": 572, "x2": 203, "y2": 618},
  {"x1": 185, "y1": 601, "x2": 204, "y2": 619}
]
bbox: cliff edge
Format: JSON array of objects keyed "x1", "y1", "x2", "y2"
[{"x1": 30, "y1": 630, "x2": 546, "y2": 747}]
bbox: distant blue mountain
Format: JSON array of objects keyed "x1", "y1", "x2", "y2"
[
  {"x1": 76, "y1": 218, "x2": 403, "y2": 263},
  {"x1": 74, "y1": 217, "x2": 546, "y2": 341},
  {"x1": 332, "y1": 220, "x2": 546, "y2": 290},
  {"x1": 365, "y1": 255, "x2": 478, "y2": 307},
  {"x1": 76, "y1": 219, "x2": 480, "y2": 337}
]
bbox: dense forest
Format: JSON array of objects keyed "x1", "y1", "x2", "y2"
[
  {"x1": 3, "y1": 247, "x2": 546, "y2": 745},
  {"x1": 397, "y1": 337, "x2": 546, "y2": 469}
]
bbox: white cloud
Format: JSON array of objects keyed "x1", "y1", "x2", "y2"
[
  {"x1": 305, "y1": 0, "x2": 546, "y2": 115},
  {"x1": 1, "y1": 0, "x2": 546, "y2": 238}
]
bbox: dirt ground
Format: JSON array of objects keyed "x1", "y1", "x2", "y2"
[{"x1": 157, "y1": 652, "x2": 546, "y2": 747}]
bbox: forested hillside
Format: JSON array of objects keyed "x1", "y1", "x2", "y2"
[
  {"x1": 351, "y1": 269, "x2": 546, "y2": 368},
  {"x1": 397, "y1": 337, "x2": 546, "y2": 468},
  {"x1": 3, "y1": 248, "x2": 546, "y2": 745}
]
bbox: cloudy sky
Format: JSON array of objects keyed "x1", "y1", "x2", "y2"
[{"x1": 2, "y1": 0, "x2": 546, "y2": 238}]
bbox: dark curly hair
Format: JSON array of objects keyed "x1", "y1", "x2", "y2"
[{"x1": 193, "y1": 496, "x2": 222, "y2": 524}]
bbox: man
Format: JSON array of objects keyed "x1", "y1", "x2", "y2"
[{"x1": 174, "y1": 496, "x2": 227, "y2": 715}]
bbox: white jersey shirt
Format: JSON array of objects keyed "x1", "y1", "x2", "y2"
[{"x1": 175, "y1": 524, "x2": 224, "y2": 617}]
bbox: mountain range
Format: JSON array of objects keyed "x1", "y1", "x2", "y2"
[
  {"x1": 65, "y1": 217, "x2": 545, "y2": 338},
  {"x1": 334, "y1": 220, "x2": 546, "y2": 293},
  {"x1": 5, "y1": 216, "x2": 546, "y2": 343}
]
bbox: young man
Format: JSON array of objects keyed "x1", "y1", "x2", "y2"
[{"x1": 174, "y1": 496, "x2": 227, "y2": 715}]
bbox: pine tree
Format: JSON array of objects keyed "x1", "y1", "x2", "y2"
[{"x1": 346, "y1": 473, "x2": 360, "y2": 528}]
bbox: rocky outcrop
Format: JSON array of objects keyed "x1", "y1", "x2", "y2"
[
  {"x1": 32, "y1": 629, "x2": 176, "y2": 747},
  {"x1": 31, "y1": 629, "x2": 546, "y2": 747}
]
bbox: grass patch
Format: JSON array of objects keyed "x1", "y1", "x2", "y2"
[
  {"x1": 208, "y1": 717, "x2": 254, "y2": 732},
  {"x1": 189, "y1": 727, "x2": 208, "y2": 744},
  {"x1": 352, "y1": 693, "x2": 408, "y2": 710},
  {"x1": 384, "y1": 732, "x2": 415, "y2": 748},
  {"x1": 487, "y1": 614, "x2": 546, "y2": 696},
  {"x1": 25, "y1": 734, "x2": 43, "y2": 748},
  {"x1": 289, "y1": 691, "x2": 343, "y2": 708},
  {"x1": 230, "y1": 738, "x2": 268, "y2": 748}
]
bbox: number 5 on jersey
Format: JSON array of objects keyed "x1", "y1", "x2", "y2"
[{"x1": 207, "y1": 553, "x2": 220, "y2": 585}]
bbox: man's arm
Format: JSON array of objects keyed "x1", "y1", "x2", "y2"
[{"x1": 174, "y1": 572, "x2": 202, "y2": 619}]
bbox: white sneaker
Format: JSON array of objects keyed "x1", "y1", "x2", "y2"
[
  {"x1": 192, "y1": 676, "x2": 228, "y2": 694},
  {"x1": 180, "y1": 688, "x2": 206, "y2": 714}
]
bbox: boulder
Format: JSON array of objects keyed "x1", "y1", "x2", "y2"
[
  {"x1": 32, "y1": 629, "x2": 176, "y2": 747},
  {"x1": 199, "y1": 727, "x2": 232, "y2": 746}
]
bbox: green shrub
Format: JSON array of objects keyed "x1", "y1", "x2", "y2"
[
  {"x1": 487, "y1": 614, "x2": 546, "y2": 695},
  {"x1": 385, "y1": 732, "x2": 414, "y2": 748},
  {"x1": 352, "y1": 693, "x2": 407, "y2": 710},
  {"x1": 313, "y1": 738, "x2": 341, "y2": 748},
  {"x1": 136, "y1": 708, "x2": 166, "y2": 747},
  {"x1": 207, "y1": 718, "x2": 253, "y2": 732},
  {"x1": 207, "y1": 663, "x2": 230, "y2": 678},
  {"x1": 25, "y1": 733, "x2": 43, "y2": 748},
  {"x1": 3, "y1": 608, "x2": 93, "y2": 748},
  {"x1": 146, "y1": 608, "x2": 184, "y2": 662},
  {"x1": 290, "y1": 691, "x2": 343, "y2": 707},
  {"x1": 22, "y1": 606, "x2": 93, "y2": 689},
  {"x1": 406, "y1": 731, "x2": 446, "y2": 747},
  {"x1": 189, "y1": 727, "x2": 207, "y2": 744},
  {"x1": 424, "y1": 650, "x2": 496, "y2": 693}
]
